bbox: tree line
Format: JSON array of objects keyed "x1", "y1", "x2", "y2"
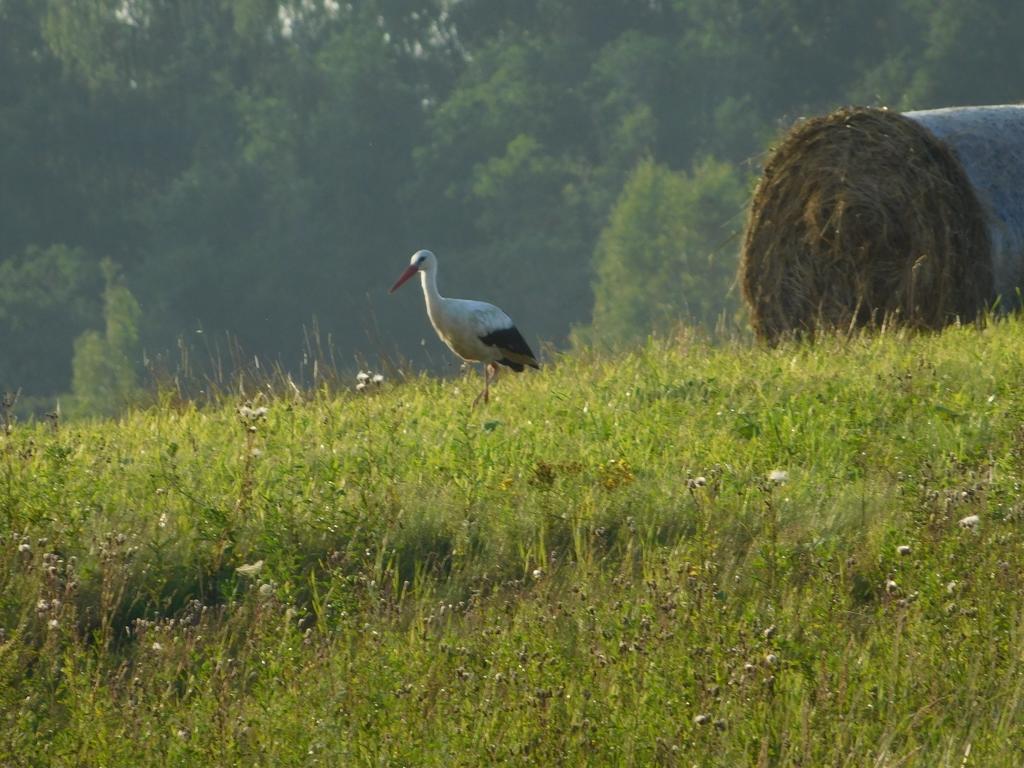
[{"x1": 2, "y1": 0, "x2": 1022, "y2": 414}]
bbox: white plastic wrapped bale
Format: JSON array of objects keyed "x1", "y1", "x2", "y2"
[{"x1": 906, "y1": 106, "x2": 1024, "y2": 306}]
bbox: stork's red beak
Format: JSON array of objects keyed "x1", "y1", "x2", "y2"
[{"x1": 389, "y1": 265, "x2": 418, "y2": 293}]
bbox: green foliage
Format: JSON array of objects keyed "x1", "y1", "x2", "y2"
[
  {"x1": 0, "y1": 245, "x2": 102, "y2": 395},
  {"x1": 588, "y1": 157, "x2": 748, "y2": 343},
  {"x1": 4, "y1": 320, "x2": 1024, "y2": 762},
  {"x1": 67, "y1": 260, "x2": 143, "y2": 418}
]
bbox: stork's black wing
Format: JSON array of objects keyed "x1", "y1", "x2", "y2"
[{"x1": 479, "y1": 325, "x2": 539, "y2": 371}]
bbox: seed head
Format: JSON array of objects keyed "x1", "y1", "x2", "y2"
[
  {"x1": 235, "y1": 560, "x2": 265, "y2": 578},
  {"x1": 958, "y1": 514, "x2": 980, "y2": 530}
]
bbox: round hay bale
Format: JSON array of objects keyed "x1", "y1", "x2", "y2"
[{"x1": 740, "y1": 105, "x2": 1024, "y2": 342}]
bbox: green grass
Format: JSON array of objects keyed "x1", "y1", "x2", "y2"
[{"x1": 4, "y1": 319, "x2": 1024, "y2": 765}]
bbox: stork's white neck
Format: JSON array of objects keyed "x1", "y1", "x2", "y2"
[{"x1": 419, "y1": 265, "x2": 444, "y2": 318}]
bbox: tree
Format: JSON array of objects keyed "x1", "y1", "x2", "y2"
[
  {"x1": 587, "y1": 157, "x2": 748, "y2": 344},
  {"x1": 67, "y1": 260, "x2": 143, "y2": 418},
  {"x1": 0, "y1": 245, "x2": 102, "y2": 395}
]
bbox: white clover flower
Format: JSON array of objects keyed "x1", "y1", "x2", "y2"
[
  {"x1": 355, "y1": 381, "x2": 367, "y2": 392},
  {"x1": 151, "y1": 642, "x2": 163, "y2": 652},
  {"x1": 532, "y1": 568, "x2": 543, "y2": 580},
  {"x1": 158, "y1": 512, "x2": 168, "y2": 529},
  {"x1": 884, "y1": 579, "x2": 899, "y2": 595},
  {"x1": 372, "y1": 373, "x2": 384, "y2": 385},
  {"x1": 767, "y1": 469, "x2": 789, "y2": 484},
  {"x1": 958, "y1": 514, "x2": 980, "y2": 530},
  {"x1": 356, "y1": 371, "x2": 370, "y2": 383},
  {"x1": 47, "y1": 619, "x2": 59, "y2": 630},
  {"x1": 897, "y1": 545, "x2": 911, "y2": 556}
]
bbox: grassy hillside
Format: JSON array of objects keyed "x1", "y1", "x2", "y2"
[{"x1": 3, "y1": 320, "x2": 1024, "y2": 766}]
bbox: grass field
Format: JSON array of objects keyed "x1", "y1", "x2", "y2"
[{"x1": 3, "y1": 320, "x2": 1024, "y2": 766}]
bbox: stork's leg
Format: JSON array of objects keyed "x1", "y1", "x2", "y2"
[
  {"x1": 472, "y1": 364, "x2": 489, "y2": 407},
  {"x1": 472, "y1": 363, "x2": 498, "y2": 407}
]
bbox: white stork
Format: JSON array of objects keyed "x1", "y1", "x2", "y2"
[{"x1": 389, "y1": 249, "x2": 539, "y2": 405}]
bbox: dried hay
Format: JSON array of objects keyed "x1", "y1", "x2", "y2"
[{"x1": 740, "y1": 107, "x2": 993, "y2": 342}]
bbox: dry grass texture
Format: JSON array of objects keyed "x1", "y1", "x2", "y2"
[{"x1": 741, "y1": 107, "x2": 993, "y2": 342}]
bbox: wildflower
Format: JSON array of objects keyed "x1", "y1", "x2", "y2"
[
  {"x1": 356, "y1": 371, "x2": 370, "y2": 383},
  {"x1": 767, "y1": 469, "x2": 789, "y2": 484},
  {"x1": 258, "y1": 582, "x2": 275, "y2": 597},
  {"x1": 958, "y1": 514, "x2": 979, "y2": 530},
  {"x1": 235, "y1": 560, "x2": 265, "y2": 578},
  {"x1": 693, "y1": 714, "x2": 710, "y2": 725},
  {"x1": 884, "y1": 578, "x2": 899, "y2": 595},
  {"x1": 532, "y1": 568, "x2": 543, "y2": 580},
  {"x1": 151, "y1": 642, "x2": 163, "y2": 652},
  {"x1": 897, "y1": 545, "x2": 911, "y2": 556},
  {"x1": 47, "y1": 619, "x2": 59, "y2": 630},
  {"x1": 946, "y1": 580, "x2": 958, "y2": 594},
  {"x1": 158, "y1": 512, "x2": 168, "y2": 529},
  {"x1": 764, "y1": 653, "x2": 779, "y2": 667},
  {"x1": 762, "y1": 625, "x2": 776, "y2": 640},
  {"x1": 237, "y1": 404, "x2": 268, "y2": 421},
  {"x1": 356, "y1": 381, "x2": 367, "y2": 392},
  {"x1": 688, "y1": 476, "x2": 707, "y2": 489},
  {"x1": 17, "y1": 542, "x2": 30, "y2": 555},
  {"x1": 372, "y1": 373, "x2": 384, "y2": 385}
]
